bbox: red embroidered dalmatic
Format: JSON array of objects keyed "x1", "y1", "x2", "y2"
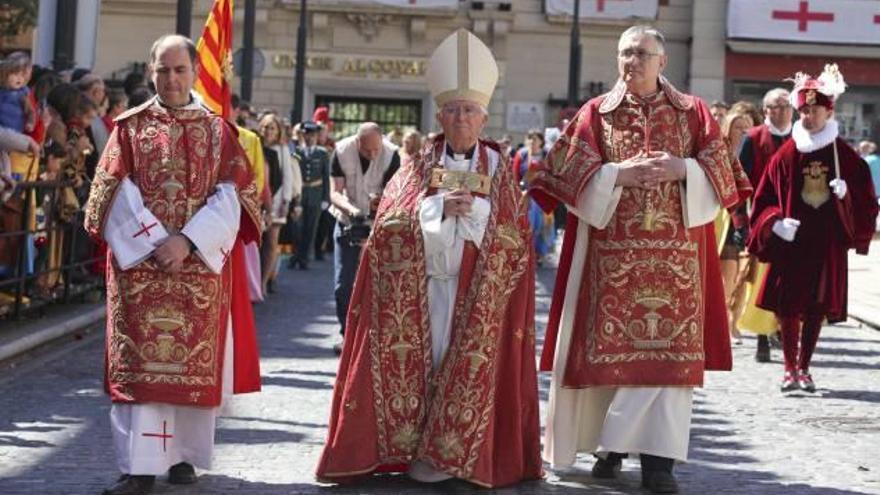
[
  {"x1": 316, "y1": 138, "x2": 542, "y2": 488},
  {"x1": 531, "y1": 78, "x2": 751, "y2": 387},
  {"x1": 748, "y1": 137, "x2": 878, "y2": 322},
  {"x1": 84, "y1": 98, "x2": 263, "y2": 407}
]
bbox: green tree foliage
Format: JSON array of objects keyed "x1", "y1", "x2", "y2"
[{"x1": 0, "y1": 0, "x2": 39, "y2": 38}]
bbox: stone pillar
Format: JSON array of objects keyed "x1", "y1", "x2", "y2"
[{"x1": 688, "y1": 0, "x2": 727, "y2": 102}]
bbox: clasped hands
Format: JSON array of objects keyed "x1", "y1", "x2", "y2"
[
  {"x1": 152, "y1": 234, "x2": 191, "y2": 273},
  {"x1": 614, "y1": 151, "x2": 687, "y2": 189},
  {"x1": 443, "y1": 189, "x2": 475, "y2": 218}
]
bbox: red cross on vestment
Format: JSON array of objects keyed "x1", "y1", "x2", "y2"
[
  {"x1": 132, "y1": 221, "x2": 159, "y2": 239},
  {"x1": 596, "y1": 0, "x2": 630, "y2": 13},
  {"x1": 772, "y1": 1, "x2": 834, "y2": 32},
  {"x1": 142, "y1": 420, "x2": 173, "y2": 452},
  {"x1": 874, "y1": 14, "x2": 880, "y2": 24},
  {"x1": 221, "y1": 247, "x2": 231, "y2": 264}
]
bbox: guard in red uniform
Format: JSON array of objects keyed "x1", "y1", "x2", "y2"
[{"x1": 748, "y1": 65, "x2": 878, "y2": 393}]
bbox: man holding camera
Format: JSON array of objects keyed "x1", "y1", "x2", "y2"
[{"x1": 328, "y1": 123, "x2": 400, "y2": 353}]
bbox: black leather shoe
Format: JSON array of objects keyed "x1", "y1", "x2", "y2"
[
  {"x1": 267, "y1": 279, "x2": 276, "y2": 294},
  {"x1": 755, "y1": 335, "x2": 771, "y2": 362},
  {"x1": 102, "y1": 474, "x2": 155, "y2": 495},
  {"x1": 168, "y1": 462, "x2": 197, "y2": 485},
  {"x1": 642, "y1": 470, "x2": 679, "y2": 494},
  {"x1": 591, "y1": 453, "x2": 623, "y2": 479}
]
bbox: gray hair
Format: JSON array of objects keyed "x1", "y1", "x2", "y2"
[
  {"x1": 150, "y1": 34, "x2": 198, "y2": 66},
  {"x1": 75, "y1": 73, "x2": 104, "y2": 93},
  {"x1": 357, "y1": 122, "x2": 382, "y2": 138},
  {"x1": 762, "y1": 88, "x2": 790, "y2": 108},
  {"x1": 618, "y1": 25, "x2": 666, "y2": 55}
]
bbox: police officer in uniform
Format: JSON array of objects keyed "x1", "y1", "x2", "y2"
[{"x1": 290, "y1": 121, "x2": 330, "y2": 270}]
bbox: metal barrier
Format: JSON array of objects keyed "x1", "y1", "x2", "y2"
[{"x1": 0, "y1": 178, "x2": 104, "y2": 319}]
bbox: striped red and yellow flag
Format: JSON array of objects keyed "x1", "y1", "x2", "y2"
[{"x1": 194, "y1": 0, "x2": 234, "y2": 118}]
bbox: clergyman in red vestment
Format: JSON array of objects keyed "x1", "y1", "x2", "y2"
[
  {"x1": 747, "y1": 65, "x2": 878, "y2": 394},
  {"x1": 84, "y1": 35, "x2": 262, "y2": 495},
  {"x1": 315, "y1": 29, "x2": 542, "y2": 488},
  {"x1": 529, "y1": 26, "x2": 750, "y2": 493}
]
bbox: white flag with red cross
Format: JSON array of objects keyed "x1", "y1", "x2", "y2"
[
  {"x1": 545, "y1": 0, "x2": 658, "y2": 18},
  {"x1": 288, "y1": 0, "x2": 457, "y2": 7},
  {"x1": 728, "y1": 0, "x2": 880, "y2": 45}
]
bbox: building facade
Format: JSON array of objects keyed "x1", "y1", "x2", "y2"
[{"x1": 87, "y1": 0, "x2": 879, "y2": 142}]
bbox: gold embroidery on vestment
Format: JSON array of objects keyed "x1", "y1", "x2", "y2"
[{"x1": 801, "y1": 160, "x2": 830, "y2": 208}]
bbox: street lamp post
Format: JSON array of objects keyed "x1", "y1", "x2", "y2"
[
  {"x1": 291, "y1": 0, "x2": 308, "y2": 124},
  {"x1": 176, "y1": 0, "x2": 192, "y2": 37},
  {"x1": 241, "y1": 0, "x2": 256, "y2": 101},
  {"x1": 53, "y1": 0, "x2": 77, "y2": 71},
  {"x1": 567, "y1": 0, "x2": 582, "y2": 108}
]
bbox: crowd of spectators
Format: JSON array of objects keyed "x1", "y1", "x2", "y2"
[{"x1": 0, "y1": 53, "x2": 156, "y2": 316}]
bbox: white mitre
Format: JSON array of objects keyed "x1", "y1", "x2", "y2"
[{"x1": 427, "y1": 29, "x2": 498, "y2": 108}]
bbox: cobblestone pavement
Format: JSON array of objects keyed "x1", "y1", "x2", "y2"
[{"x1": 0, "y1": 254, "x2": 878, "y2": 494}]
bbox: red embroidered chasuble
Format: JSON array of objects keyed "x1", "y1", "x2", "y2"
[
  {"x1": 748, "y1": 137, "x2": 878, "y2": 322},
  {"x1": 316, "y1": 138, "x2": 542, "y2": 488},
  {"x1": 84, "y1": 98, "x2": 262, "y2": 407},
  {"x1": 531, "y1": 79, "x2": 751, "y2": 387}
]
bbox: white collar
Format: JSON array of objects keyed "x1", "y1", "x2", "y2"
[
  {"x1": 156, "y1": 95, "x2": 202, "y2": 111},
  {"x1": 792, "y1": 119, "x2": 838, "y2": 153},
  {"x1": 442, "y1": 140, "x2": 477, "y2": 172},
  {"x1": 764, "y1": 117, "x2": 791, "y2": 137}
]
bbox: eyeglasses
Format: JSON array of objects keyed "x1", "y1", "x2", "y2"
[
  {"x1": 441, "y1": 103, "x2": 483, "y2": 117},
  {"x1": 766, "y1": 104, "x2": 792, "y2": 111},
  {"x1": 617, "y1": 48, "x2": 662, "y2": 60}
]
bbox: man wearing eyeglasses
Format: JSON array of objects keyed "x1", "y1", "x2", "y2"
[
  {"x1": 316, "y1": 29, "x2": 541, "y2": 488},
  {"x1": 530, "y1": 25, "x2": 751, "y2": 493},
  {"x1": 736, "y1": 88, "x2": 793, "y2": 362}
]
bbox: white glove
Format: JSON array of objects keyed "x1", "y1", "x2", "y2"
[
  {"x1": 829, "y1": 178, "x2": 847, "y2": 200},
  {"x1": 772, "y1": 218, "x2": 801, "y2": 242},
  {"x1": 320, "y1": 201, "x2": 330, "y2": 210}
]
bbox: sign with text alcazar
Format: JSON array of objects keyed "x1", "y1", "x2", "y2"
[
  {"x1": 545, "y1": 0, "x2": 658, "y2": 19},
  {"x1": 728, "y1": 0, "x2": 880, "y2": 45},
  {"x1": 262, "y1": 50, "x2": 427, "y2": 80}
]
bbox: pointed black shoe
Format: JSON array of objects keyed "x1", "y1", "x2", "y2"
[
  {"x1": 640, "y1": 454, "x2": 678, "y2": 494},
  {"x1": 591, "y1": 452, "x2": 624, "y2": 479},
  {"x1": 168, "y1": 462, "x2": 197, "y2": 485},
  {"x1": 642, "y1": 470, "x2": 679, "y2": 494},
  {"x1": 102, "y1": 474, "x2": 155, "y2": 495}
]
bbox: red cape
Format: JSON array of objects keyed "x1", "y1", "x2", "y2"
[{"x1": 747, "y1": 136, "x2": 878, "y2": 322}]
